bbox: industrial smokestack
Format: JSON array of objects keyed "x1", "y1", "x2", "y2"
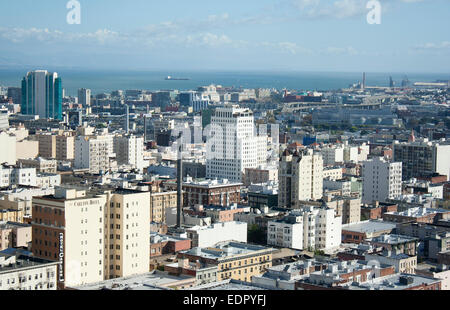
[
  {"x1": 124, "y1": 104, "x2": 130, "y2": 134},
  {"x1": 176, "y1": 133, "x2": 183, "y2": 229}
]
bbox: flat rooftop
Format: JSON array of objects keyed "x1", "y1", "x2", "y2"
[
  {"x1": 345, "y1": 273, "x2": 441, "y2": 290},
  {"x1": 0, "y1": 254, "x2": 58, "y2": 274},
  {"x1": 182, "y1": 241, "x2": 272, "y2": 260},
  {"x1": 342, "y1": 220, "x2": 397, "y2": 234},
  {"x1": 192, "y1": 280, "x2": 268, "y2": 290},
  {"x1": 370, "y1": 234, "x2": 419, "y2": 244},
  {"x1": 72, "y1": 271, "x2": 193, "y2": 290}
]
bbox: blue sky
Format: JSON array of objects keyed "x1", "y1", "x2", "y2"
[{"x1": 0, "y1": 0, "x2": 449, "y2": 73}]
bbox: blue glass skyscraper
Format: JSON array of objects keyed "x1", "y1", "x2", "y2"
[{"x1": 21, "y1": 70, "x2": 63, "y2": 120}]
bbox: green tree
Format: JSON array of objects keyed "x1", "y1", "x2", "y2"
[{"x1": 248, "y1": 224, "x2": 266, "y2": 245}]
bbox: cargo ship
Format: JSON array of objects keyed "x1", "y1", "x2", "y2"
[{"x1": 165, "y1": 76, "x2": 190, "y2": 81}]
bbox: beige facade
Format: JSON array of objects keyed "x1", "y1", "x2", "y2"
[
  {"x1": 0, "y1": 222, "x2": 32, "y2": 250},
  {"x1": 16, "y1": 140, "x2": 39, "y2": 161},
  {"x1": 36, "y1": 132, "x2": 75, "y2": 160},
  {"x1": 32, "y1": 188, "x2": 150, "y2": 288},
  {"x1": 279, "y1": 148, "x2": 323, "y2": 208},
  {"x1": 325, "y1": 196, "x2": 361, "y2": 224},
  {"x1": 150, "y1": 191, "x2": 177, "y2": 223}
]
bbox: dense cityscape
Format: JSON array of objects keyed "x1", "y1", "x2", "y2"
[
  {"x1": 0, "y1": 1, "x2": 449, "y2": 304},
  {"x1": 0, "y1": 70, "x2": 449, "y2": 293}
]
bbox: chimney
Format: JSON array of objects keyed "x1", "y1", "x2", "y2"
[
  {"x1": 178, "y1": 258, "x2": 189, "y2": 269},
  {"x1": 176, "y1": 133, "x2": 183, "y2": 229}
]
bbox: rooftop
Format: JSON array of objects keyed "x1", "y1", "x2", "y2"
[
  {"x1": 370, "y1": 234, "x2": 419, "y2": 245},
  {"x1": 342, "y1": 220, "x2": 397, "y2": 234},
  {"x1": 181, "y1": 241, "x2": 273, "y2": 260},
  {"x1": 0, "y1": 253, "x2": 58, "y2": 274},
  {"x1": 72, "y1": 271, "x2": 193, "y2": 290},
  {"x1": 345, "y1": 273, "x2": 441, "y2": 290},
  {"x1": 192, "y1": 279, "x2": 268, "y2": 290}
]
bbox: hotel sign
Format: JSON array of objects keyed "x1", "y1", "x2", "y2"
[{"x1": 58, "y1": 232, "x2": 65, "y2": 283}]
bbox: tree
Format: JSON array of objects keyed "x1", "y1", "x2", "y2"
[{"x1": 248, "y1": 224, "x2": 266, "y2": 245}]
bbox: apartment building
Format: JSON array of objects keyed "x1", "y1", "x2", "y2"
[
  {"x1": 149, "y1": 191, "x2": 177, "y2": 223},
  {"x1": 186, "y1": 221, "x2": 247, "y2": 248},
  {"x1": 0, "y1": 222, "x2": 31, "y2": 250},
  {"x1": 393, "y1": 139, "x2": 450, "y2": 180},
  {"x1": 18, "y1": 158, "x2": 57, "y2": 174},
  {"x1": 361, "y1": 157, "x2": 402, "y2": 204},
  {"x1": 178, "y1": 241, "x2": 273, "y2": 283},
  {"x1": 166, "y1": 178, "x2": 241, "y2": 208},
  {"x1": 31, "y1": 187, "x2": 150, "y2": 288},
  {"x1": 0, "y1": 164, "x2": 36, "y2": 188},
  {"x1": 267, "y1": 207, "x2": 342, "y2": 251},
  {"x1": 36, "y1": 131, "x2": 75, "y2": 161},
  {"x1": 324, "y1": 196, "x2": 361, "y2": 225},
  {"x1": 74, "y1": 135, "x2": 114, "y2": 174},
  {"x1": 0, "y1": 251, "x2": 58, "y2": 290},
  {"x1": 278, "y1": 148, "x2": 323, "y2": 209},
  {"x1": 113, "y1": 135, "x2": 145, "y2": 172}
]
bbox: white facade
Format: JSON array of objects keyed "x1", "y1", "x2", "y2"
[
  {"x1": 113, "y1": 135, "x2": 145, "y2": 172},
  {"x1": 0, "y1": 132, "x2": 16, "y2": 166},
  {"x1": 362, "y1": 157, "x2": 402, "y2": 204},
  {"x1": 0, "y1": 165, "x2": 36, "y2": 187},
  {"x1": 0, "y1": 255, "x2": 58, "y2": 290},
  {"x1": 206, "y1": 106, "x2": 267, "y2": 183},
  {"x1": 74, "y1": 135, "x2": 114, "y2": 174},
  {"x1": 323, "y1": 167, "x2": 343, "y2": 181},
  {"x1": 268, "y1": 207, "x2": 342, "y2": 251},
  {"x1": 35, "y1": 174, "x2": 61, "y2": 188},
  {"x1": 186, "y1": 221, "x2": 247, "y2": 248}
]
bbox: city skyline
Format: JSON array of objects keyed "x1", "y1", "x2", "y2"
[{"x1": 0, "y1": 0, "x2": 449, "y2": 73}]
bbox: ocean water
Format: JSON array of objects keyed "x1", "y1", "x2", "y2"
[{"x1": 0, "y1": 69, "x2": 448, "y2": 97}]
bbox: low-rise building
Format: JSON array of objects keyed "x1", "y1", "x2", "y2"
[
  {"x1": 382, "y1": 207, "x2": 450, "y2": 224},
  {"x1": 295, "y1": 259, "x2": 396, "y2": 290},
  {"x1": 361, "y1": 201, "x2": 398, "y2": 220},
  {"x1": 365, "y1": 250, "x2": 417, "y2": 274},
  {"x1": 150, "y1": 233, "x2": 191, "y2": 258},
  {"x1": 165, "y1": 258, "x2": 218, "y2": 286},
  {"x1": 247, "y1": 182, "x2": 278, "y2": 209},
  {"x1": 17, "y1": 158, "x2": 58, "y2": 174},
  {"x1": 186, "y1": 221, "x2": 247, "y2": 248},
  {"x1": 0, "y1": 251, "x2": 58, "y2": 290},
  {"x1": 267, "y1": 207, "x2": 342, "y2": 251},
  {"x1": 341, "y1": 220, "x2": 397, "y2": 244},
  {"x1": 415, "y1": 263, "x2": 450, "y2": 290},
  {"x1": 369, "y1": 234, "x2": 419, "y2": 256},
  {"x1": 0, "y1": 222, "x2": 31, "y2": 251},
  {"x1": 178, "y1": 241, "x2": 273, "y2": 283}
]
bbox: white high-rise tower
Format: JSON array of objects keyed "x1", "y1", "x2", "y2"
[{"x1": 206, "y1": 105, "x2": 267, "y2": 183}]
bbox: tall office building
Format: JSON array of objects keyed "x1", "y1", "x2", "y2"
[
  {"x1": 77, "y1": 88, "x2": 91, "y2": 107},
  {"x1": 21, "y1": 70, "x2": 62, "y2": 120},
  {"x1": 393, "y1": 139, "x2": 450, "y2": 180},
  {"x1": 278, "y1": 148, "x2": 324, "y2": 208},
  {"x1": 361, "y1": 157, "x2": 402, "y2": 204},
  {"x1": 206, "y1": 105, "x2": 267, "y2": 183},
  {"x1": 31, "y1": 187, "x2": 150, "y2": 288}
]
